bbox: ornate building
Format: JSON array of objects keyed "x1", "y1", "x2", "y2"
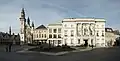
[
  {"x1": 47, "y1": 18, "x2": 106, "y2": 47},
  {"x1": 19, "y1": 8, "x2": 34, "y2": 44},
  {"x1": 33, "y1": 25, "x2": 48, "y2": 44},
  {"x1": 105, "y1": 28, "x2": 116, "y2": 47},
  {"x1": 62, "y1": 18, "x2": 106, "y2": 47},
  {"x1": 19, "y1": 8, "x2": 106, "y2": 47}
]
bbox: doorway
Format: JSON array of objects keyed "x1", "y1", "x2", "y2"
[{"x1": 84, "y1": 39, "x2": 88, "y2": 47}]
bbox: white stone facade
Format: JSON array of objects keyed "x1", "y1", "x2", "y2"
[
  {"x1": 61, "y1": 18, "x2": 106, "y2": 47},
  {"x1": 47, "y1": 18, "x2": 106, "y2": 47},
  {"x1": 47, "y1": 23, "x2": 62, "y2": 46}
]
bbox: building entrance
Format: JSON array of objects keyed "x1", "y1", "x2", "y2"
[{"x1": 84, "y1": 39, "x2": 88, "y2": 47}]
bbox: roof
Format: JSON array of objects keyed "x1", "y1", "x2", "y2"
[
  {"x1": 105, "y1": 28, "x2": 113, "y2": 32},
  {"x1": 36, "y1": 25, "x2": 47, "y2": 29},
  {"x1": 63, "y1": 18, "x2": 106, "y2": 22}
]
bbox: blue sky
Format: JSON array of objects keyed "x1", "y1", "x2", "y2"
[{"x1": 0, "y1": 0, "x2": 120, "y2": 34}]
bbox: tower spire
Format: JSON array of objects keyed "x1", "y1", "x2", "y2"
[
  {"x1": 32, "y1": 21, "x2": 34, "y2": 28},
  {"x1": 9, "y1": 26, "x2": 11, "y2": 35},
  {"x1": 20, "y1": 7, "x2": 26, "y2": 21},
  {"x1": 27, "y1": 17, "x2": 30, "y2": 26}
]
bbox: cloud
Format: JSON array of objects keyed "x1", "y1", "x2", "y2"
[{"x1": 0, "y1": 0, "x2": 120, "y2": 34}]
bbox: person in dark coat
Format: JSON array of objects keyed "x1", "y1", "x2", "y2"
[
  {"x1": 5, "y1": 43, "x2": 8, "y2": 52},
  {"x1": 8, "y1": 43, "x2": 12, "y2": 52}
]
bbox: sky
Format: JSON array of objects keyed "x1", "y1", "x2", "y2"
[{"x1": 0, "y1": 0, "x2": 120, "y2": 34}]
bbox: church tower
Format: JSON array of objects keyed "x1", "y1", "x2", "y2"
[
  {"x1": 19, "y1": 8, "x2": 26, "y2": 44},
  {"x1": 9, "y1": 26, "x2": 11, "y2": 35}
]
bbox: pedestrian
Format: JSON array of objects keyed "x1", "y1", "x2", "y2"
[
  {"x1": 92, "y1": 45, "x2": 93, "y2": 50},
  {"x1": 8, "y1": 43, "x2": 12, "y2": 52},
  {"x1": 5, "y1": 44, "x2": 8, "y2": 52}
]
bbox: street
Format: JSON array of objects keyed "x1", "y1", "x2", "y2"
[{"x1": 0, "y1": 46, "x2": 120, "y2": 61}]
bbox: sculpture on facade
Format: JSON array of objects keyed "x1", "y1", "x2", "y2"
[
  {"x1": 77, "y1": 24, "x2": 81, "y2": 36},
  {"x1": 83, "y1": 24, "x2": 89, "y2": 36},
  {"x1": 89, "y1": 24, "x2": 94, "y2": 35}
]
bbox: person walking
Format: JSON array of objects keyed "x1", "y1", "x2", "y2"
[
  {"x1": 91, "y1": 45, "x2": 93, "y2": 50},
  {"x1": 5, "y1": 43, "x2": 8, "y2": 52},
  {"x1": 8, "y1": 43, "x2": 12, "y2": 52}
]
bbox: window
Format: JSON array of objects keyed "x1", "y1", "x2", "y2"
[
  {"x1": 64, "y1": 39, "x2": 67, "y2": 44},
  {"x1": 39, "y1": 34, "x2": 41, "y2": 38},
  {"x1": 65, "y1": 24, "x2": 67, "y2": 27},
  {"x1": 53, "y1": 34, "x2": 57, "y2": 38},
  {"x1": 97, "y1": 39, "x2": 99, "y2": 40},
  {"x1": 97, "y1": 31, "x2": 99, "y2": 36},
  {"x1": 58, "y1": 28, "x2": 61, "y2": 33},
  {"x1": 44, "y1": 31, "x2": 46, "y2": 32},
  {"x1": 58, "y1": 34, "x2": 61, "y2": 38},
  {"x1": 37, "y1": 34, "x2": 38, "y2": 38},
  {"x1": 97, "y1": 33, "x2": 99, "y2": 36},
  {"x1": 45, "y1": 34, "x2": 46, "y2": 38},
  {"x1": 71, "y1": 30, "x2": 74, "y2": 36},
  {"x1": 58, "y1": 40, "x2": 61, "y2": 44},
  {"x1": 102, "y1": 25, "x2": 104, "y2": 28},
  {"x1": 71, "y1": 24, "x2": 73, "y2": 27},
  {"x1": 49, "y1": 34, "x2": 52, "y2": 38},
  {"x1": 102, "y1": 30, "x2": 104, "y2": 37},
  {"x1": 91, "y1": 39, "x2": 93, "y2": 45},
  {"x1": 49, "y1": 29, "x2": 52, "y2": 33},
  {"x1": 71, "y1": 39, "x2": 73, "y2": 44},
  {"x1": 97, "y1": 25, "x2": 99, "y2": 28},
  {"x1": 102, "y1": 38, "x2": 104, "y2": 40},
  {"x1": 53, "y1": 29, "x2": 57, "y2": 33},
  {"x1": 42, "y1": 34, "x2": 43, "y2": 38},
  {"x1": 78, "y1": 39, "x2": 80, "y2": 44},
  {"x1": 64, "y1": 30, "x2": 68, "y2": 37}
]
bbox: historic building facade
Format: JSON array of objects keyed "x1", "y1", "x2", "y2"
[
  {"x1": 0, "y1": 27, "x2": 20, "y2": 45},
  {"x1": 33, "y1": 25, "x2": 48, "y2": 44},
  {"x1": 62, "y1": 18, "x2": 106, "y2": 47},
  {"x1": 46, "y1": 18, "x2": 106, "y2": 47},
  {"x1": 105, "y1": 28, "x2": 116, "y2": 47},
  {"x1": 19, "y1": 8, "x2": 34, "y2": 44},
  {"x1": 19, "y1": 8, "x2": 106, "y2": 47},
  {"x1": 47, "y1": 22, "x2": 62, "y2": 46}
]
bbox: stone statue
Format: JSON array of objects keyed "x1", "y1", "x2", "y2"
[
  {"x1": 89, "y1": 24, "x2": 94, "y2": 35},
  {"x1": 83, "y1": 24, "x2": 89, "y2": 36}
]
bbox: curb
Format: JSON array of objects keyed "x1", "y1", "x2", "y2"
[{"x1": 16, "y1": 48, "x2": 93, "y2": 56}]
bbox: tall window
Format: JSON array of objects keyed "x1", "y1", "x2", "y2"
[
  {"x1": 37, "y1": 34, "x2": 38, "y2": 38},
  {"x1": 58, "y1": 40, "x2": 61, "y2": 44},
  {"x1": 64, "y1": 30, "x2": 68, "y2": 36},
  {"x1": 78, "y1": 39, "x2": 80, "y2": 44},
  {"x1": 49, "y1": 28, "x2": 52, "y2": 33},
  {"x1": 49, "y1": 34, "x2": 52, "y2": 38},
  {"x1": 97, "y1": 31, "x2": 99, "y2": 36},
  {"x1": 71, "y1": 39, "x2": 73, "y2": 44},
  {"x1": 53, "y1": 34, "x2": 57, "y2": 38},
  {"x1": 53, "y1": 29, "x2": 57, "y2": 33},
  {"x1": 42, "y1": 34, "x2": 43, "y2": 38},
  {"x1": 102, "y1": 30, "x2": 104, "y2": 37},
  {"x1": 45, "y1": 34, "x2": 46, "y2": 38},
  {"x1": 39, "y1": 34, "x2": 41, "y2": 38},
  {"x1": 58, "y1": 34, "x2": 61, "y2": 38},
  {"x1": 58, "y1": 28, "x2": 61, "y2": 33},
  {"x1": 71, "y1": 24, "x2": 73, "y2": 27},
  {"x1": 64, "y1": 39, "x2": 67, "y2": 44},
  {"x1": 71, "y1": 30, "x2": 74, "y2": 36}
]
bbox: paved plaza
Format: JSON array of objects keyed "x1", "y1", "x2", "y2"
[{"x1": 0, "y1": 45, "x2": 119, "y2": 61}]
